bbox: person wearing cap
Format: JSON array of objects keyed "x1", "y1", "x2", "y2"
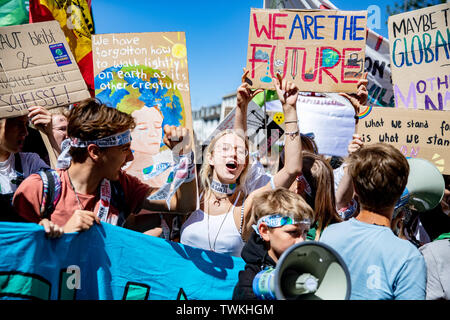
[
  {"x1": 232, "y1": 187, "x2": 314, "y2": 300},
  {"x1": 13, "y1": 98, "x2": 197, "y2": 237}
]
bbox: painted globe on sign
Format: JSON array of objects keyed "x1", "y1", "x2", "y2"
[
  {"x1": 94, "y1": 65, "x2": 185, "y2": 146},
  {"x1": 321, "y1": 49, "x2": 340, "y2": 68}
]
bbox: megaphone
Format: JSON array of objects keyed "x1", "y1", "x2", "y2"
[
  {"x1": 395, "y1": 158, "x2": 445, "y2": 213},
  {"x1": 253, "y1": 241, "x2": 351, "y2": 300}
]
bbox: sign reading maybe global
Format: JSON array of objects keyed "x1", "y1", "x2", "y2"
[{"x1": 389, "y1": 3, "x2": 450, "y2": 110}]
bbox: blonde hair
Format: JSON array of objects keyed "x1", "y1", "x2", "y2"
[
  {"x1": 250, "y1": 187, "x2": 314, "y2": 226},
  {"x1": 199, "y1": 129, "x2": 250, "y2": 194},
  {"x1": 49, "y1": 105, "x2": 70, "y2": 117}
]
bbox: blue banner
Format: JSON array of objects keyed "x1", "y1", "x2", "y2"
[{"x1": 0, "y1": 222, "x2": 245, "y2": 300}]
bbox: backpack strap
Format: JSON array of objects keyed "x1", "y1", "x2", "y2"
[
  {"x1": 14, "y1": 153, "x2": 23, "y2": 174},
  {"x1": 38, "y1": 169, "x2": 62, "y2": 219},
  {"x1": 110, "y1": 180, "x2": 130, "y2": 227}
]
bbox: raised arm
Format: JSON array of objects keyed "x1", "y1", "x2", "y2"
[
  {"x1": 142, "y1": 125, "x2": 197, "y2": 213},
  {"x1": 271, "y1": 73, "x2": 302, "y2": 188},
  {"x1": 28, "y1": 105, "x2": 62, "y2": 155},
  {"x1": 241, "y1": 74, "x2": 302, "y2": 240},
  {"x1": 234, "y1": 69, "x2": 263, "y2": 135},
  {"x1": 335, "y1": 74, "x2": 368, "y2": 211}
]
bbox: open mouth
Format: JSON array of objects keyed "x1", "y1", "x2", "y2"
[{"x1": 226, "y1": 161, "x2": 237, "y2": 170}]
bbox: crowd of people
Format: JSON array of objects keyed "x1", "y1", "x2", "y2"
[{"x1": 0, "y1": 69, "x2": 449, "y2": 300}]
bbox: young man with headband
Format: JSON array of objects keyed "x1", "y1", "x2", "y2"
[
  {"x1": 232, "y1": 187, "x2": 314, "y2": 300},
  {"x1": 13, "y1": 98, "x2": 196, "y2": 236}
]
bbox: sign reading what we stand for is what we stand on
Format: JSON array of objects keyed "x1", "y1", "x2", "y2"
[{"x1": 357, "y1": 3, "x2": 450, "y2": 175}]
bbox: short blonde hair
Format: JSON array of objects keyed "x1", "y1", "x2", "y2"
[
  {"x1": 199, "y1": 129, "x2": 250, "y2": 194},
  {"x1": 250, "y1": 187, "x2": 314, "y2": 227}
]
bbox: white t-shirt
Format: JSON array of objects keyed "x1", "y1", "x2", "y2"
[{"x1": 0, "y1": 152, "x2": 49, "y2": 195}]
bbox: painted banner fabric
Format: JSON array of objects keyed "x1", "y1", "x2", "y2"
[
  {"x1": 0, "y1": 0, "x2": 29, "y2": 26},
  {"x1": 29, "y1": 0, "x2": 95, "y2": 95},
  {"x1": 0, "y1": 20, "x2": 90, "y2": 118},
  {"x1": 92, "y1": 31, "x2": 193, "y2": 189},
  {"x1": 357, "y1": 107, "x2": 449, "y2": 174},
  {"x1": 0, "y1": 222, "x2": 245, "y2": 300},
  {"x1": 246, "y1": 8, "x2": 367, "y2": 93},
  {"x1": 389, "y1": 3, "x2": 450, "y2": 111}
]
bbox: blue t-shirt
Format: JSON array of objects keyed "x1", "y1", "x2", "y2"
[{"x1": 320, "y1": 218, "x2": 426, "y2": 300}]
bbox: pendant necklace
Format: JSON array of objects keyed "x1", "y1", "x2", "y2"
[
  {"x1": 206, "y1": 192, "x2": 234, "y2": 252},
  {"x1": 67, "y1": 171, "x2": 86, "y2": 210}
]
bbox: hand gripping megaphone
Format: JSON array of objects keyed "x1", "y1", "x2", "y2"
[
  {"x1": 395, "y1": 158, "x2": 445, "y2": 213},
  {"x1": 252, "y1": 241, "x2": 351, "y2": 300}
]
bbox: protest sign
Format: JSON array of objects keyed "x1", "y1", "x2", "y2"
[
  {"x1": 92, "y1": 32, "x2": 193, "y2": 189},
  {"x1": 357, "y1": 107, "x2": 450, "y2": 174},
  {"x1": 389, "y1": 3, "x2": 450, "y2": 110},
  {"x1": 253, "y1": 92, "x2": 356, "y2": 157},
  {"x1": 263, "y1": 0, "x2": 396, "y2": 108},
  {"x1": 0, "y1": 20, "x2": 90, "y2": 118},
  {"x1": 0, "y1": 222, "x2": 244, "y2": 300},
  {"x1": 246, "y1": 8, "x2": 367, "y2": 92}
]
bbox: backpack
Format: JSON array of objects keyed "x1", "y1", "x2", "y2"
[
  {"x1": 38, "y1": 169, "x2": 130, "y2": 226},
  {"x1": 0, "y1": 153, "x2": 27, "y2": 222}
]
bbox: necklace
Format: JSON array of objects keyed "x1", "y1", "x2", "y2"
[
  {"x1": 206, "y1": 192, "x2": 234, "y2": 252},
  {"x1": 67, "y1": 171, "x2": 85, "y2": 210},
  {"x1": 210, "y1": 180, "x2": 237, "y2": 195},
  {"x1": 66, "y1": 171, "x2": 113, "y2": 223}
]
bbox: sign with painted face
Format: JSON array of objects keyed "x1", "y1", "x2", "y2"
[
  {"x1": 389, "y1": 2, "x2": 450, "y2": 110},
  {"x1": 246, "y1": 8, "x2": 367, "y2": 93},
  {"x1": 92, "y1": 31, "x2": 193, "y2": 189},
  {"x1": 357, "y1": 106, "x2": 450, "y2": 174},
  {"x1": 0, "y1": 21, "x2": 90, "y2": 118}
]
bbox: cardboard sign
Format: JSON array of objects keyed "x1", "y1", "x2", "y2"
[
  {"x1": 263, "y1": 0, "x2": 395, "y2": 108},
  {"x1": 0, "y1": 21, "x2": 90, "y2": 118},
  {"x1": 246, "y1": 8, "x2": 367, "y2": 92},
  {"x1": 389, "y1": 3, "x2": 450, "y2": 110},
  {"x1": 357, "y1": 107, "x2": 450, "y2": 174},
  {"x1": 92, "y1": 32, "x2": 193, "y2": 188},
  {"x1": 250, "y1": 92, "x2": 356, "y2": 157}
]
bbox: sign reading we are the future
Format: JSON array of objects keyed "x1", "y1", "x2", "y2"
[
  {"x1": 389, "y1": 3, "x2": 450, "y2": 110},
  {"x1": 246, "y1": 8, "x2": 367, "y2": 92}
]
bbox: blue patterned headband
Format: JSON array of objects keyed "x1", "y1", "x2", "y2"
[
  {"x1": 253, "y1": 214, "x2": 311, "y2": 236},
  {"x1": 56, "y1": 130, "x2": 132, "y2": 169}
]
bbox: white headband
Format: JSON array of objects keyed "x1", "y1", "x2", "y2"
[
  {"x1": 69, "y1": 130, "x2": 132, "y2": 148},
  {"x1": 56, "y1": 130, "x2": 132, "y2": 169}
]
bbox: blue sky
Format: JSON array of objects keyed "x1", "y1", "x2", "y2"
[{"x1": 92, "y1": 0, "x2": 392, "y2": 110}]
